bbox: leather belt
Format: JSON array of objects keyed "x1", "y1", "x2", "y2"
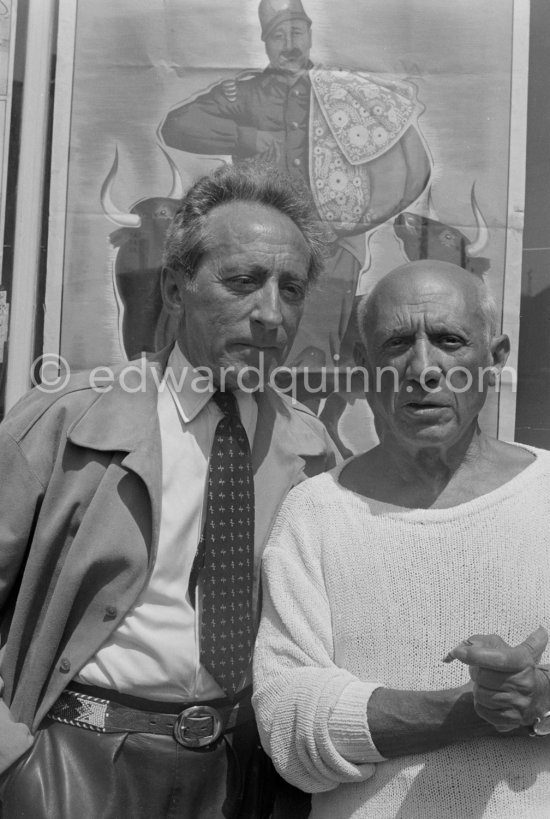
[{"x1": 47, "y1": 684, "x2": 253, "y2": 749}]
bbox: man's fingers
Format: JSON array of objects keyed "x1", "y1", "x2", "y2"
[
  {"x1": 445, "y1": 645, "x2": 526, "y2": 670},
  {"x1": 520, "y1": 626, "x2": 548, "y2": 664},
  {"x1": 443, "y1": 634, "x2": 507, "y2": 665},
  {"x1": 474, "y1": 703, "x2": 521, "y2": 732},
  {"x1": 444, "y1": 627, "x2": 548, "y2": 671},
  {"x1": 470, "y1": 665, "x2": 533, "y2": 691}
]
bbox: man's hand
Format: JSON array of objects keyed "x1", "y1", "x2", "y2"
[
  {"x1": 443, "y1": 627, "x2": 550, "y2": 732},
  {"x1": 255, "y1": 130, "x2": 285, "y2": 163}
]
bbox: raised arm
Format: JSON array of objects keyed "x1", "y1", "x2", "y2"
[
  {"x1": 161, "y1": 76, "x2": 275, "y2": 159},
  {"x1": 366, "y1": 682, "x2": 498, "y2": 758},
  {"x1": 443, "y1": 627, "x2": 550, "y2": 734}
]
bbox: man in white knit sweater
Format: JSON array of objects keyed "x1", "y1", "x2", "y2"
[{"x1": 253, "y1": 260, "x2": 550, "y2": 818}]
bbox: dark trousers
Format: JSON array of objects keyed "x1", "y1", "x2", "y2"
[{"x1": 0, "y1": 717, "x2": 276, "y2": 819}]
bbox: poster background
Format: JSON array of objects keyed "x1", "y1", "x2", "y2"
[{"x1": 48, "y1": 0, "x2": 525, "y2": 453}]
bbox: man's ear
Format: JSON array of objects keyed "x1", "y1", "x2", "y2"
[
  {"x1": 161, "y1": 266, "x2": 185, "y2": 317},
  {"x1": 488, "y1": 333, "x2": 510, "y2": 385}
]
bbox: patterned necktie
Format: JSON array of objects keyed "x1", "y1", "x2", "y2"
[{"x1": 198, "y1": 390, "x2": 255, "y2": 696}]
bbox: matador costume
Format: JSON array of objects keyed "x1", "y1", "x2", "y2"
[{"x1": 161, "y1": 65, "x2": 431, "y2": 370}]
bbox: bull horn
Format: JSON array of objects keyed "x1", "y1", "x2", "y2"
[
  {"x1": 160, "y1": 146, "x2": 185, "y2": 200},
  {"x1": 466, "y1": 183, "x2": 489, "y2": 257},
  {"x1": 100, "y1": 147, "x2": 141, "y2": 228},
  {"x1": 427, "y1": 186, "x2": 438, "y2": 221}
]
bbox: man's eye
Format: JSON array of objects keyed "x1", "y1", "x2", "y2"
[
  {"x1": 227, "y1": 276, "x2": 257, "y2": 291},
  {"x1": 439, "y1": 335, "x2": 463, "y2": 347},
  {"x1": 281, "y1": 282, "x2": 306, "y2": 302},
  {"x1": 385, "y1": 338, "x2": 408, "y2": 350}
]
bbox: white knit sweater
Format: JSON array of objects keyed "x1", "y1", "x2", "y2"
[{"x1": 253, "y1": 445, "x2": 550, "y2": 818}]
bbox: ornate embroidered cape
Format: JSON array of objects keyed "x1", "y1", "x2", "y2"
[{"x1": 309, "y1": 68, "x2": 423, "y2": 232}]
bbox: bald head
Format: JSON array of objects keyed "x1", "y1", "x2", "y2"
[
  {"x1": 357, "y1": 261, "x2": 498, "y2": 351},
  {"x1": 354, "y1": 260, "x2": 509, "y2": 453}
]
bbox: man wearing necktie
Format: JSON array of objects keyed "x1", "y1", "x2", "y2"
[
  {"x1": 0, "y1": 161, "x2": 338, "y2": 818},
  {"x1": 160, "y1": 0, "x2": 431, "y2": 457}
]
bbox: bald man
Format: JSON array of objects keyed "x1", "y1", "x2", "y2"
[{"x1": 253, "y1": 261, "x2": 550, "y2": 818}]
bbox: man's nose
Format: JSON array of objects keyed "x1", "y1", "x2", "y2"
[
  {"x1": 405, "y1": 340, "x2": 441, "y2": 386},
  {"x1": 288, "y1": 32, "x2": 300, "y2": 49},
  {"x1": 252, "y1": 281, "x2": 283, "y2": 329}
]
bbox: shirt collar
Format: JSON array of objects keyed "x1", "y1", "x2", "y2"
[{"x1": 164, "y1": 343, "x2": 214, "y2": 423}]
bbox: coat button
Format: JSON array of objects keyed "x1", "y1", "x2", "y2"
[
  {"x1": 105, "y1": 605, "x2": 118, "y2": 619},
  {"x1": 293, "y1": 158, "x2": 301, "y2": 167},
  {"x1": 59, "y1": 658, "x2": 71, "y2": 673}
]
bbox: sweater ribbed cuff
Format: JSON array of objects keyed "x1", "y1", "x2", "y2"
[{"x1": 328, "y1": 680, "x2": 387, "y2": 764}]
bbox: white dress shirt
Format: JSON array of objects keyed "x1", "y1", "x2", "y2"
[{"x1": 77, "y1": 344, "x2": 257, "y2": 700}]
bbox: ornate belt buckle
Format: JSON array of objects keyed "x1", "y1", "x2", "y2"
[{"x1": 173, "y1": 705, "x2": 223, "y2": 748}]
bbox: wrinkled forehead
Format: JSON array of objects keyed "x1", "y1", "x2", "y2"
[
  {"x1": 365, "y1": 265, "x2": 485, "y2": 332},
  {"x1": 200, "y1": 201, "x2": 311, "y2": 275},
  {"x1": 204, "y1": 201, "x2": 304, "y2": 247}
]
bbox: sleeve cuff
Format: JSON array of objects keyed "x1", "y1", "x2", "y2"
[{"x1": 328, "y1": 680, "x2": 387, "y2": 764}]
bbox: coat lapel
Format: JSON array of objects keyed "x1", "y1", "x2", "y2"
[
  {"x1": 66, "y1": 351, "x2": 171, "y2": 561},
  {"x1": 66, "y1": 356, "x2": 328, "y2": 588}
]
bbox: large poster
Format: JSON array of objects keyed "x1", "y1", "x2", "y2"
[{"x1": 47, "y1": 0, "x2": 529, "y2": 454}]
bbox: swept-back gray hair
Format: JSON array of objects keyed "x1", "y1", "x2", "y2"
[{"x1": 163, "y1": 160, "x2": 327, "y2": 283}]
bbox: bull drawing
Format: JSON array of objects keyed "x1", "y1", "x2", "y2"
[
  {"x1": 316, "y1": 185, "x2": 492, "y2": 458},
  {"x1": 101, "y1": 146, "x2": 184, "y2": 358},
  {"x1": 393, "y1": 184, "x2": 490, "y2": 275}
]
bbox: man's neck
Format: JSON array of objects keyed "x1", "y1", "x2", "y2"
[
  {"x1": 372, "y1": 426, "x2": 483, "y2": 507},
  {"x1": 341, "y1": 425, "x2": 532, "y2": 509},
  {"x1": 267, "y1": 63, "x2": 311, "y2": 85},
  {"x1": 384, "y1": 425, "x2": 483, "y2": 490}
]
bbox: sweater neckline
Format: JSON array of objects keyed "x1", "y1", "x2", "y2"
[{"x1": 331, "y1": 443, "x2": 546, "y2": 521}]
